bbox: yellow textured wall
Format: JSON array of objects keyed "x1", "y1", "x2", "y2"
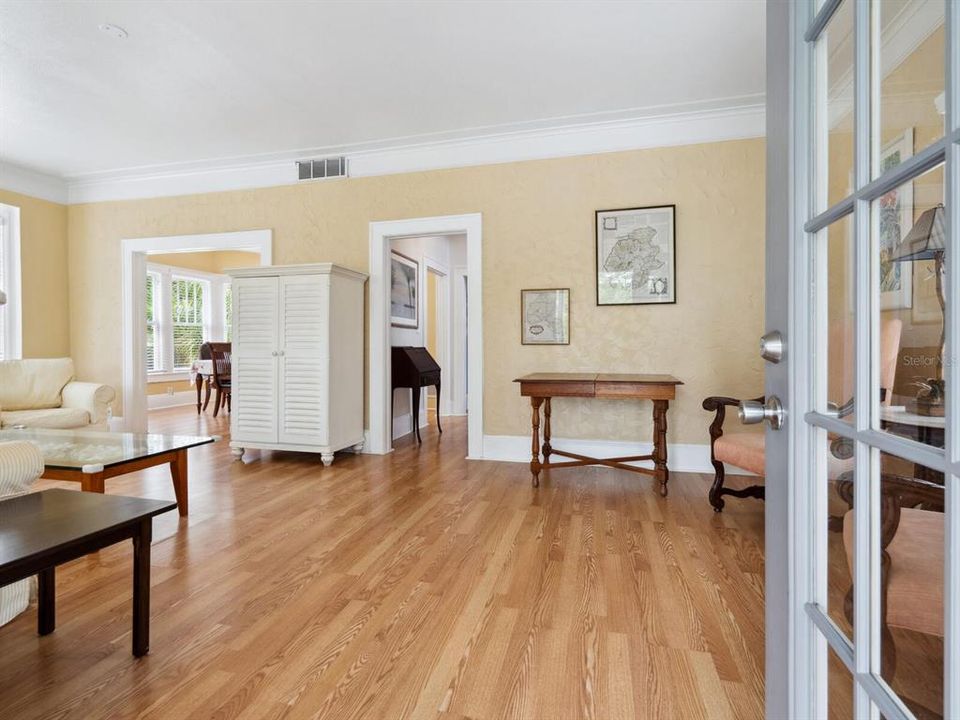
[
  {"x1": 148, "y1": 249, "x2": 260, "y2": 273},
  {"x1": 0, "y1": 189, "x2": 70, "y2": 358},
  {"x1": 67, "y1": 139, "x2": 766, "y2": 442}
]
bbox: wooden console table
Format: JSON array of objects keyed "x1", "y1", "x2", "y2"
[{"x1": 514, "y1": 373, "x2": 682, "y2": 494}]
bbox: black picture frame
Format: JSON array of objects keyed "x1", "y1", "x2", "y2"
[{"x1": 595, "y1": 204, "x2": 677, "y2": 306}]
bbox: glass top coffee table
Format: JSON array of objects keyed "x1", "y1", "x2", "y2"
[{"x1": 0, "y1": 428, "x2": 215, "y2": 516}]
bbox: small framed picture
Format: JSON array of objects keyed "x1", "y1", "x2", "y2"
[
  {"x1": 391, "y1": 251, "x2": 419, "y2": 328},
  {"x1": 595, "y1": 204, "x2": 676, "y2": 305},
  {"x1": 521, "y1": 288, "x2": 570, "y2": 345}
]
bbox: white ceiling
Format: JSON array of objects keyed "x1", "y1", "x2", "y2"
[{"x1": 0, "y1": 0, "x2": 766, "y2": 179}]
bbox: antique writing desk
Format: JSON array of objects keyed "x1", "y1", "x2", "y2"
[{"x1": 514, "y1": 373, "x2": 683, "y2": 494}]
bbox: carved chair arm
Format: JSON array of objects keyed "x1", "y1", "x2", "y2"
[{"x1": 702, "y1": 395, "x2": 764, "y2": 443}]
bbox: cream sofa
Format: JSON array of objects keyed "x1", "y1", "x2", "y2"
[
  {"x1": 0, "y1": 358, "x2": 115, "y2": 430},
  {"x1": 0, "y1": 440, "x2": 44, "y2": 626}
]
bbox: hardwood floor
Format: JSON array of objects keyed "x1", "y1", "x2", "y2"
[{"x1": 0, "y1": 407, "x2": 768, "y2": 720}]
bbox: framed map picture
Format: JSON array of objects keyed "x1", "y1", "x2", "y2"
[
  {"x1": 595, "y1": 205, "x2": 676, "y2": 305},
  {"x1": 521, "y1": 288, "x2": 570, "y2": 345},
  {"x1": 390, "y1": 251, "x2": 419, "y2": 328}
]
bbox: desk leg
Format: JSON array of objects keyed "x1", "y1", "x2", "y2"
[
  {"x1": 530, "y1": 396, "x2": 544, "y2": 487},
  {"x1": 132, "y1": 518, "x2": 152, "y2": 657},
  {"x1": 542, "y1": 398, "x2": 552, "y2": 461},
  {"x1": 435, "y1": 381, "x2": 443, "y2": 435},
  {"x1": 38, "y1": 567, "x2": 55, "y2": 636},
  {"x1": 196, "y1": 377, "x2": 203, "y2": 414},
  {"x1": 170, "y1": 449, "x2": 188, "y2": 517},
  {"x1": 653, "y1": 400, "x2": 669, "y2": 496},
  {"x1": 412, "y1": 386, "x2": 422, "y2": 444}
]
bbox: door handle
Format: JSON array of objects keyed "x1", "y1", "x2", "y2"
[
  {"x1": 759, "y1": 330, "x2": 784, "y2": 363},
  {"x1": 271, "y1": 351, "x2": 278, "y2": 357},
  {"x1": 739, "y1": 396, "x2": 785, "y2": 430}
]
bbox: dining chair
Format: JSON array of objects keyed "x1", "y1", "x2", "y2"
[{"x1": 208, "y1": 342, "x2": 232, "y2": 417}]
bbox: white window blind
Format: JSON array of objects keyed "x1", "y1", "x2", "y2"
[
  {"x1": 224, "y1": 283, "x2": 233, "y2": 342},
  {"x1": 0, "y1": 204, "x2": 22, "y2": 361},
  {"x1": 171, "y1": 276, "x2": 206, "y2": 370},
  {"x1": 145, "y1": 271, "x2": 161, "y2": 371}
]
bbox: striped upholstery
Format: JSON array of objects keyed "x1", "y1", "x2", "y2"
[{"x1": 0, "y1": 441, "x2": 44, "y2": 626}]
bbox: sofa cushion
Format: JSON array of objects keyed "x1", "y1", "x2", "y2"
[
  {"x1": 1, "y1": 407, "x2": 91, "y2": 429},
  {"x1": 714, "y1": 431, "x2": 765, "y2": 475},
  {"x1": 0, "y1": 358, "x2": 75, "y2": 411}
]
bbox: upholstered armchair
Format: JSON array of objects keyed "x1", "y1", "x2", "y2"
[
  {"x1": 840, "y1": 471, "x2": 944, "y2": 719},
  {"x1": 0, "y1": 441, "x2": 44, "y2": 626},
  {"x1": 703, "y1": 318, "x2": 902, "y2": 511}
]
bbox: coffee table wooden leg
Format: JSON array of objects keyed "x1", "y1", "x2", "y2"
[
  {"x1": 132, "y1": 519, "x2": 152, "y2": 657},
  {"x1": 80, "y1": 472, "x2": 105, "y2": 494},
  {"x1": 653, "y1": 399, "x2": 669, "y2": 496},
  {"x1": 530, "y1": 396, "x2": 544, "y2": 487},
  {"x1": 38, "y1": 566, "x2": 55, "y2": 636},
  {"x1": 170, "y1": 450, "x2": 188, "y2": 517}
]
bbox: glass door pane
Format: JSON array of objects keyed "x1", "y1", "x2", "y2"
[
  {"x1": 817, "y1": 0, "x2": 855, "y2": 212},
  {"x1": 874, "y1": 0, "x2": 946, "y2": 176}
]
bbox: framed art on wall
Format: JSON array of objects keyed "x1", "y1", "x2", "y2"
[
  {"x1": 390, "y1": 251, "x2": 419, "y2": 328},
  {"x1": 521, "y1": 288, "x2": 570, "y2": 345},
  {"x1": 595, "y1": 204, "x2": 676, "y2": 305},
  {"x1": 878, "y1": 128, "x2": 913, "y2": 310}
]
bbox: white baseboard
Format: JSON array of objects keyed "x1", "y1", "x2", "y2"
[
  {"x1": 147, "y1": 390, "x2": 197, "y2": 410},
  {"x1": 392, "y1": 412, "x2": 429, "y2": 440},
  {"x1": 480, "y1": 434, "x2": 754, "y2": 476}
]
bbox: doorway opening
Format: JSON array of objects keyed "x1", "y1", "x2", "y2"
[
  {"x1": 368, "y1": 213, "x2": 482, "y2": 458},
  {"x1": 121, "y1": 230, "x2": 272, "y2": 432},
  {"x1": 388, "y1": 234, "x2": 466, "y2": 443}
]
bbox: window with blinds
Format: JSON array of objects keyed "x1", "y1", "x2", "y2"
[
  {"x1": 0, "y1": 213, "x2": 7, "y2": 361},
  {"x1": 224, "y1": 283, "x2": 233, "y2": 342},
  {"x1": 0, "y1": 204, "x2": 20, "y2": 362},
  {"x1": 171, "y1": 277, "x2": 205, "y2": 369},
  {"x1": 145, "y1": 271, "x2": 161, "y2": 371}
]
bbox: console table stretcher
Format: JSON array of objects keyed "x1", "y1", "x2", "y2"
[{"x1": 514, "y1": 373, "x2": 682, "y2": 494}]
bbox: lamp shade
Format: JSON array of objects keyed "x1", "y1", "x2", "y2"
[{"x1": 892, "y1": 204, "x2": 945, "y2": 262}]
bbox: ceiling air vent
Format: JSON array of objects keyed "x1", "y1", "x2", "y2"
[{"x1": 297, "y1": 156, "x2": 348, "y2": 181}]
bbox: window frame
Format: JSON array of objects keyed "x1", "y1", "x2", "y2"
[
  {"x1": 145, "y1": 262, "x2": 229, "y2": 377},
  {"x1": 0, "y1": 203, "x2": 22, "y2": 361}
]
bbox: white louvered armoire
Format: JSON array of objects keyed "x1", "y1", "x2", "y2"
[{"x1": 227, "y1": 263, "x2": 367, "y2": 466}]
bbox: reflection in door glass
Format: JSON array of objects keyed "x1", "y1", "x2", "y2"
[
  {"x1": 873, "y1": 164, "x2": 945, "y2": 447},
  {"x1": 818, "y1": 0, "x2": 855, "y2": 211},
  {"x1": 874, "y1": 0, "x2": 945, "y2": 177},
  {"x1": 828, "y1": 648, "x2": 854, "y2": 720},
  {"x1": 875, "y1": 452, "x2": 944, "y2": 717}
]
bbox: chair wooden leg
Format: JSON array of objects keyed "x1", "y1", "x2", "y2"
[
  {"x1": 213, "y1": 387, "x2": 222, "y2": 418},
  {"x1": 708, "y1": 453, "x2": 765, "y2": 512},
  {"x1": 226, "y1": 391, "x2": 231, "y2": 413},
  {"x1": 708, "y1": 459, "x2": 727, "y2": 512}
]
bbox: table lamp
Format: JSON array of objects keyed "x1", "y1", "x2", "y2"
[{"x1": 891, "y1": 203, "x2": 945, "y2": 413}]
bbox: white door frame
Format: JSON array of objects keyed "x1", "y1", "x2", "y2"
[
  {"x1": 423, "y1": 257, "x2": 452, "y2": 417},
  {"x1": 368, "y1": 213, "x2": 483, "y2": 458},
  {"x1": 120, "y1": 229, "x2": 272, "y2": 431}
]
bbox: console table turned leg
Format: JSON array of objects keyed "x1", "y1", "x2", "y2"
[
  {"x1": 530, "y1": 396, "x2": 544, "y2": 487},
  {"x1": 653, "y1": 399, "x2": 669, "y2": 496},
  {"x1": 542, "y1": 398, "x2": 552, "y2": 461}
]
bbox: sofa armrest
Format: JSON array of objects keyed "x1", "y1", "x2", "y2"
[
  {"x1": 0, "y1": 441, "x2": 44, "y2": 497},
  {"x1": 61, "y1": 381, "x2": 116, "y2": 426}
]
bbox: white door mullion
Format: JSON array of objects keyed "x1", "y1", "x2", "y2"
[
  {"x1": 853, "y1": 0, "x2": 877, "y2": 716},
  {"x1": 944, "y1": 1, "x2": 960, "y2": 716}
]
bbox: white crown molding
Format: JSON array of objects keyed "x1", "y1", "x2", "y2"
[
  {"x1": 0, "y1": 162, "x2": 68, "y2": 204},
  {"x1": 65, "y1": 100, "x2": 765, "y2": 205},
  {"x1": 480, "y1": 434, "x2": 756, "y2": 477}
]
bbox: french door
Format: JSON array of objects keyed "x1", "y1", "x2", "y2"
[{"x1": 769, "y1": 0, "x2": 959, "y2": 717}]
